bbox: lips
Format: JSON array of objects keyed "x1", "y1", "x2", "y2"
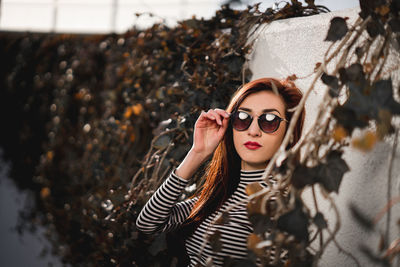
[{"x1": 244, "y1": 141, "x2": 262, "y2": 150}]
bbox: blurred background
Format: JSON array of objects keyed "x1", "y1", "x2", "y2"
[
  {"x1": 0, "y1": 1, "x2": 360, "y2": 267},
  {"x1": 0, "y1": 0, "x2": 359, "y2": 33}
]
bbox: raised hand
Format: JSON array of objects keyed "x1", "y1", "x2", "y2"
[
  {"x1": 192, "y1": 108, "x2": 230, "y2": 158},
  {"x1": 175, "y1": 108, "x2": 230, "y2": 180}
]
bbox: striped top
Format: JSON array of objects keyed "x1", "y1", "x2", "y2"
[{"x1": 136, "y1": 169, "x2": 282, "y2": 266}]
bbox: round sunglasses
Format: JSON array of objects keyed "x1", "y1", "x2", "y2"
[{"x1": 230, "y1": 110, "x2": 288, "y2": 133}]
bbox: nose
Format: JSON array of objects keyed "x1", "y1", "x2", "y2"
[{"x1": 247, "y1": 117, "x2": 261, "y2": 137}]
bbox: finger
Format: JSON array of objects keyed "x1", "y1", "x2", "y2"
[
  {"x1": 197, "y1": 110, "x2": 208, "y2": 122},
  {"x1": 208, "y1": 109, "x2": 223, "y2": 126},
  {"x1": 205, "y1": 112, "x2": 217, "y2": 122},
  {"x1": 214, "y1": 108, "x2": 230, "y2": 119},
  {"x1": 217, "y1": 116, "x2": 230, "y2": 137}
]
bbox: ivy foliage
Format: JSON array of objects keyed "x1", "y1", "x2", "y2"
[
  {"x1": 1, "y1": 0, "x2": 399, "y2": 265},
  {"x1": 0, "y1": 1, "x2": 330, "y2": 266}
]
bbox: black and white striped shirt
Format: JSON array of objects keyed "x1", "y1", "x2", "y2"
[{"x1": 136, "y1": 169, "x2": 280, "y2": 266}]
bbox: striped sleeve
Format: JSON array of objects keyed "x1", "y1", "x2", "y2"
[{"x1": 135, "y1": 170, "x2": 198, "y2": 234}]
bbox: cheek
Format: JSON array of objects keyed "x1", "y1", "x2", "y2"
[
  {"x1": 232, "y1": 131, "x2": 241, "y2": 152},
  {"x1": 265, "y1": 127, "x2": 286, "y2": 151}
]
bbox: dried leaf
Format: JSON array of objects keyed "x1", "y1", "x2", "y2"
[
  {"x1": 314, "y1": 62, "x2": 321, "y2": 72},
  {"x1": 277, "y1": 199, "x2": 309, "y2": 242},
  {"x1": 333, "y1": 105, "x2": 368, "y2": 135},
  {"x1": 291, "y1": 165, "x2": 317, "y2": 189},
  {"x1": 371, "y1": 79, "x2": 400, "y2": 116},
  {"x1": 248, "y1": 214, "x2": 273, "y2": 235},
  {"x1": 321, "y1": 72, "x2": 339, "y2": 97},
  {"x1": 325, "y1": 17, "x2": 348, "y2": 42},
  {"x1": 215, "y1": 211, "x2": 230, "y2": 225},
  {"x1": 332, "y1": 125, "x2": 348, "y2": 142},
  {"x1": 40, "y1": 187, "x2": 51, "y2": 198},
  {"x1": 388, "y1": 18, "x2": 400, "y2": 32},
  {"x1": 245, "y1": 182, "x2": 263, "y2": 196},
  {"x1": 247, "y1": 193, "x2": 265, "y2": 215},
  {"x1": 375, "y1": 5, "x2": 390, "y2": 16},
  {"x1": 377, "y1": 109, "x2": 393, "y2": 139},
  {"x1": 209, "y1": 230, "x2": 223, "y2": 252},
  {"x1": 247, "y1": 233, "x2": 264, "y2": 257},
  {"x1": 313, "y1": 212, "x2": 327, "y2": 229},
  {"x1": 286, "y1": 74, "x2": 297, "y2": 81},
  {"x1": 124, "y1": 107, "x2": 133, "y2": 118},
  {"x1": 367, "y1": 19, "x2": 385, "y2": 38},
  {"x1": 132, "y1": 103, "x2": 143, "y2": 115},
  {"x1": 345, "y1": 63, "x2": 364, "y2": 82},
  {"x1": 352, "y1": 131, "x2": 378, "y2": 152},
  {"x1": 316, "y1": 150, "x2": 349, "y2": 193},
  {"x1": 153, "y1": 135, "x2": 171, "y2": 149}
]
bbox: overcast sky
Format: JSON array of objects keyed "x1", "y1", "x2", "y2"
[{"x1": 0, "y1": 0, "x2": 360, "y2": 33}]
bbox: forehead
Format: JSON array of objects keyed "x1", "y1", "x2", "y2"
[{"x1": 238, "y1": 90, "x2": 286, "y2": 114}]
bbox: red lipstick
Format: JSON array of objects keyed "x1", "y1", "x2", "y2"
[{"x1": 244, "y1": 141, "x2": 262, "y2": 150}]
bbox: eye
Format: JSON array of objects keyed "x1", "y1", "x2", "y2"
[
  {"x1": 238, "y1": 111, "x2": 249, "y2": 120},
  {"x1": 265, "y1": 113, "x2": 277, "y2": 121}
]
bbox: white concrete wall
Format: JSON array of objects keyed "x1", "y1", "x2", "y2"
[{"x1": 249, "y1": 7, "x2": 400, "y2": 267}]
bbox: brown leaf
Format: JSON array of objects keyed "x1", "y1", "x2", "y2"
[
  {"x1": 314, "y1": 62, "x2": 321, "y2": 72},
  {"x1": 132, "y1": 104, "x2": 143, "y2": 115},
  {"x1": 375, "y1": 5, "x2": 390, "y2": 16},
  {"x1": 247, "y1": 195, "x2": 265, "y2": 215},
  {"x1": 247, "y1": 233, "x2": 263, "y2": 257},
  {"x1": 245, "y1": 182, "x2": 263, "y2": 196},
  {"x1": 332, "y1": 125, "x2": 348, "y2": 142},
  {"x1": 40, "y1": 187, "x2": 51, "y2": 199},
  {"x1": 377, "y1": 109, "x2": 392, "y2": 139},
  {"x1": 352, "y1": 131, "x2": 378, "y2": 152}
]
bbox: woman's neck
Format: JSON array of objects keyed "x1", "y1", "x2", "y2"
[{"x1": 240, "y1": 160, "x2": 268, "y2": 171}]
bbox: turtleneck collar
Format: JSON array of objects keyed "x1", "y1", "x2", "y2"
[{"x1": 240, "y1": 169, "x2": 271, "y2": 183}]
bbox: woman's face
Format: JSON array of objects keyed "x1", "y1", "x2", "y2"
[{"x1": 233, "y1": 90, "x2": 287, "y2": 170}]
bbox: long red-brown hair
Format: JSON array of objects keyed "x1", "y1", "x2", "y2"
[{"x1": 180, "y1": 77, "x2": 305, "y2": 236}]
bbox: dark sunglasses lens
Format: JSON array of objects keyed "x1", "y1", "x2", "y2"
[
  {"x1": 259, "y1": 114, "x2": 280, "y2": 133},
  {"x1": 232, "y1": 111, "x2": 251, "y2": 131}
]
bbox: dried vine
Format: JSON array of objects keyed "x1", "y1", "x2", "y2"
[
  {"x1": 1, "y1": 0, "x2": 399, "y2": 266},
  {"x1": 128, "y1": 0, "x2": 400, "y2": 266}
]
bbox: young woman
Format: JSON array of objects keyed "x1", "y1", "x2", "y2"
[{"x1": 136, "y1": 77, "x2": 305, "y2": 266}]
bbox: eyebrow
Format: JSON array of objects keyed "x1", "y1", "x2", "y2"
[{"x1": 238, "y1": 107, "x2": 282, "y2": 116}]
